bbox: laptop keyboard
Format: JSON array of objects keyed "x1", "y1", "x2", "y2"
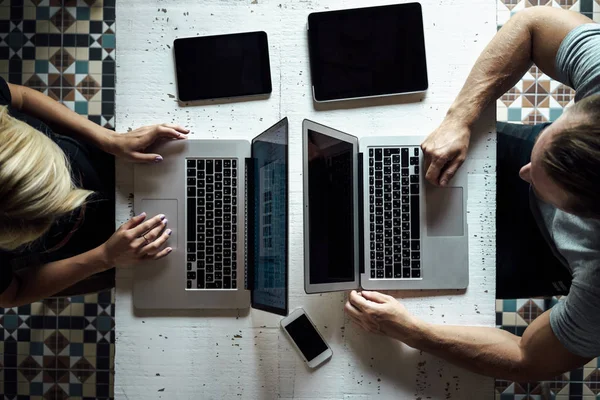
[
  {"x1": 185, "y1": 158, "x2": 238, "y2": 290},
  {"x1": 368, "y1": 147, "x2": 421, "y2": 280}
]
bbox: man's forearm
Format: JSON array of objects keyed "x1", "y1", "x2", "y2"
[
  {"x1": 402, "y1": 323, "x2": 526, "y2": 380},
  {"x1": 9, "y1": 83, "x2": 116, "y2": 151},
  {"x1": 8, "y1": 246, "x2": 111, "y2": 306},
  {"x1": 447, "y1": 13, "x2": 535, "y2": 128},
  {"x1": 447, "y1": 7, "x2": 591, "y2": 129}
]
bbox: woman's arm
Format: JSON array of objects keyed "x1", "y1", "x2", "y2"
[
  {"x1": 0, "y1": 213, "x2": 172, "y2": 307},
  {"x1": 8, "y1": 82, "x2": 117, "y2": 153},
  {"x1": 7, "y1": 83, "x2": 190, "y2": 163},
  {"x1": 0, "y1": 246, "x2": 111, "y2": 307}
]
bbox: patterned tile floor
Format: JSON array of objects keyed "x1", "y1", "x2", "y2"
[
  {"x1": 0, "y1": 0, "x2": 115, "y2": 399},
  {"x1": 1, "y1": 0, "x2": 600, "y2": 399},
  {"x1": 496, "y1": 1, "x2": 600, "y2": 399}
]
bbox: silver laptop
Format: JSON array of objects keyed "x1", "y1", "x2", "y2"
[
  {"x1": 302, "y1": 119, "x2": 468, "y2": 293},
  {"x1": 133, "y1": 118, "x2": 289, "y2": 315}
]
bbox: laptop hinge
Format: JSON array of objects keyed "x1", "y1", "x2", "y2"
[
  {"x1": 245, "y1": 157, "x2": 256, "y2": 291},
  {"x1": 357, "y1": 152, "x2": 365, "y2": 275}
]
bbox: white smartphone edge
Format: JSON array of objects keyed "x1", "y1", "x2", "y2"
[{"x1": 280, "y1": 308, "x2": 333, "y2": 368}]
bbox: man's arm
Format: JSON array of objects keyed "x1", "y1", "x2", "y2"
[
  {"x1": 411, "y1": 310, "x2": 589, "y2": 381},
  {"x1": 7, "y1": 82, "x2": 117, "y2": 153},
  {"x1": 422, "y1": 7, "x2": 593, "y2": 185},
  {"x1": 447, "y1": 6, "x2": 591, "y2": 128},
  {"x1": 346, "y1": 291, "x2": 590, "y2": 381}
]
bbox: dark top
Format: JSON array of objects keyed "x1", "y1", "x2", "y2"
[{"x1": 0, "y1": 77, "x2": 115, "y2": 295}]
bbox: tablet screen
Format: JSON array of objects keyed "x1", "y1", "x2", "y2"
[
  {"x1": 307, "y1": 3, "x2": 428, "y2": 102},
  {"x1": 174, "y1": 32, "x2": 272, "y2": 102}
]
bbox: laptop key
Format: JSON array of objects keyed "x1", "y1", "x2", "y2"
[
  {"x1": 224, "y1": 276, "x2": 231, "y2": 289},
  {"x1": 385, "y1": 268, "x2": 393, "y2": 278},
  {"x1": 187, "y1": 280, "x2": 192, "y2": 289},
  {"x1": 411, "y1": 241, "x2": 420, "y2": 251},
  {"x1": 412, "y1": 261, "x2": 421, "y2": 269},
  {"x1": 403, "y1": 268, "x2": 411, "y2": 278},
  {"x1": 412, "y1": 270, "x2": 421, "y2": 278},
  {"x1": 401, "y1": 148, "x2": 409, "y2": 166}
]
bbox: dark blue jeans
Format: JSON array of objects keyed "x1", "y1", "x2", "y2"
[{"x1": 496, "y1": 122, "x2": 573, "y2": 299}]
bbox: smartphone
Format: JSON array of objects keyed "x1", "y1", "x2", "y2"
[
  {"x1": 173, "y1": 31, "x2": 272, "y2": 102},
  {"x1": 280, "y1": 308, "x2": 333, "y2": 368}
]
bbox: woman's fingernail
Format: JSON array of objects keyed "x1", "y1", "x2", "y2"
[
  {"x1": 155, "y1": 156, "x2": 163, "y2": 163},
  {"x1": 167, "y1": 248, "x2": 172, "y2": 253},
  {"x1": 160, "y1": 214, "x2": 166, "y2": 220},
  {"x1": 137, "y1": 212, "x2": 146, "y2": 217},
  {"x1": 167, "y1": 229, "x2": 172, "y2": 235},
  {"x1": 440, "y1": 180, "x2": 447, "y2": 186},
  {"x1": 163, "y1": 219, "x2": 168, "y2": 224}
]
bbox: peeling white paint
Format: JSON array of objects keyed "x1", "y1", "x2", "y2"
[{"x1": 115, "y1": 0, "x2": 497, "y2": 398}]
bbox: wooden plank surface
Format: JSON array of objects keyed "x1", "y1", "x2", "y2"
[{"x1": 114, "y1": 0, "x2": 497, "y2": 398}]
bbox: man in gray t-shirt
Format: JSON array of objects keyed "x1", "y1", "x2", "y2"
[{"x1": 343, "y1": 7, "x2": 600, "y2": 381}]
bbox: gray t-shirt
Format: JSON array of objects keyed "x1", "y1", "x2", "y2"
[{"x1": 539, "y1": 23, "x2": 600, "y2": 358}]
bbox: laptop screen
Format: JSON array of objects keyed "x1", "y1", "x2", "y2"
[
  {"x1": 306, "y1": 130, "x2": 355, "y2": 284},
  {"x1": 250, "y1": 119, "x2": 288, "y2": 316}
]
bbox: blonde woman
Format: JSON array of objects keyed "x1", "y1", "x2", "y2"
[{"x1": 0, "y1": 76, "x2": 188, "y2": 307}]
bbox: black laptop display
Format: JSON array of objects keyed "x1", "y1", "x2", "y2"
[{"x1": 248, "y1": 119, "x2": 289, "y2": 316}]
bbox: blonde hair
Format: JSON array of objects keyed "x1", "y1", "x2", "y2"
[{"x1": 0, "y1": 106, "x2": 93, "y2": 250}]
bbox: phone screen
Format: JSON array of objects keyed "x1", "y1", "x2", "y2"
[
  {"x1": 284, "y1": 314, "x2": 328, "y2": 361},
  {"x1": 174, "y1": 31, "x2": 272, "y2": 101}
]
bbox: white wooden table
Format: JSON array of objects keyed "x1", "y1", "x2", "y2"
[{"x1": 114, "y1": 1, "x2": 497, "y2": 398}]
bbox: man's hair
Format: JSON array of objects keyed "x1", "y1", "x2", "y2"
[{"x1": 541, "y1": 94, "x2": 600, "y2": 218}]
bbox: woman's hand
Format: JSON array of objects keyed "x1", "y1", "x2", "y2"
[
  {"x1": 344, "y1": 290, "x2": 425, "y2": 342},
  {"x1": 421, "y1": 119, "x2": 471, "y2": 186},
  {"x1": 107, "y1": 124, "x2": 189, "y2": 163},
  {"x1": 99, "y1": 212, "x2": 173, "y2": 266}
]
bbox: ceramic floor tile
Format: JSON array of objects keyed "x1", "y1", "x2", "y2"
[{"x1": 0, "y1": 2, "x2": 116, "y2": 399}]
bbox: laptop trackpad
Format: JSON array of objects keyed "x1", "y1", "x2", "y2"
[
  {"x1": 140, "y1": 199, "x2": 178, "y2": 250},
  {"x1": 425, "y1": 186, "x2": 464, "y2": 237}
]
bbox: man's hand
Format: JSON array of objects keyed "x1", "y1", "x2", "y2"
[
  {"x1": 421, "y1": 119, "x2": 471, "y2": 186},
  {"x1": 108, "y1": 124, "x2": 189, "y2": 163},
  {"x1": 344, "y1": 290, "x2": 425, "y2": 342}
]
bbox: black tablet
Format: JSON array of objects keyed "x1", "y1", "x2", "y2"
[
  {"x1": 174, "y1": 31, "x2": 272, "y2": 102},
  {"x1": 307, "y1": 3, "x2": 428, "y2": 102}
]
